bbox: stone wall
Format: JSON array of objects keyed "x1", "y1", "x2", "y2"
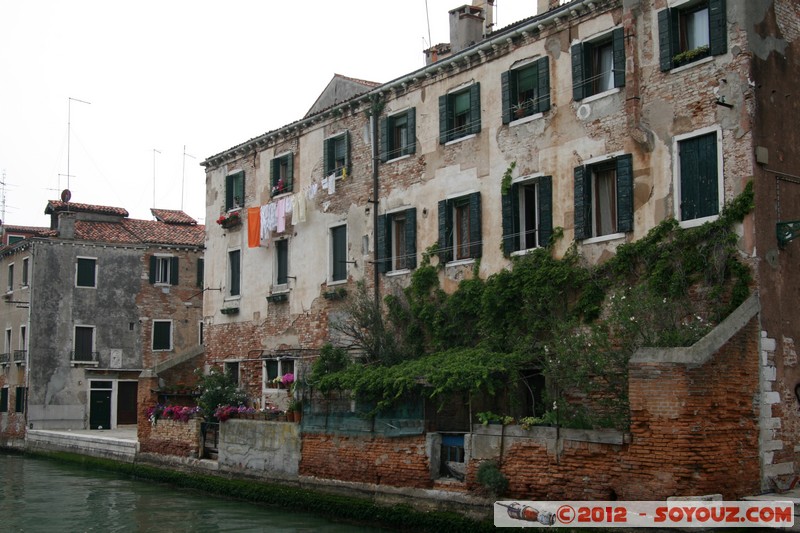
[
  {"x1": 139, "y1": 417, "x2": 200, "y2": 457},
  {"x1": 218, "y1": 419, "x2": 300, "y2": 478},
  {"x1": 300, "y1": 433, "x2": 433, "y2": 489}
]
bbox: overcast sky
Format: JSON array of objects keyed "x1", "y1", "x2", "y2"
[{"x1": 0, "y1": 1, "x2": 538, "y2": 227}]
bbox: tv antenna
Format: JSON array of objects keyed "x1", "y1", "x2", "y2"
[
  {"x1": 181, "y1": 145, "x2": 196, "y2": 211},
  {"x1": 66, "y1": 97, "x2": 91, "y2": 191}
]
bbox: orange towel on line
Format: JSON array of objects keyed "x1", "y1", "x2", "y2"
[{"x1": 247, "y1": 207, "x2": 261, "y2": 248}]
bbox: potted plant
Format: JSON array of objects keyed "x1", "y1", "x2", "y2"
[
  {"x1": 216, "y1": 210, "x2": 242, "y2": 229},
  {"x1": 287, "y1": 398, "x2": 302, "y2": 423}
]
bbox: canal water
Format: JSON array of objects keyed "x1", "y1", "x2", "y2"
[{"x1": 0, "y1": 453, "x2": 387, "y2": 532}]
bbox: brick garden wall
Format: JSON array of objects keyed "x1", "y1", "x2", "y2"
[
  {"x1": 139, "y1": 418, "x2": 200, "y2": 457},
  {"x1": 300, "y1": 433, "x2": 433, "y2": 489}
]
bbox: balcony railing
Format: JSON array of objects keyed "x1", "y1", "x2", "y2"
[
  {"x1": 70, "y1": 350, "x2": 99, "y2": 363},
  {"x1": 0, "y1": 352, "x2": 9, "y2": 365},
  {"x1": 13, "y1": 350, "x2": 26, "y2": 363}
]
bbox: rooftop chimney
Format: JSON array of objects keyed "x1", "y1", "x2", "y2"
[
  {"x1": 537, "y1": 0, "x2": 563, "y2": 14},
  {"x1": 449, "y1": 3, "x2": 486, "y2": 54}
]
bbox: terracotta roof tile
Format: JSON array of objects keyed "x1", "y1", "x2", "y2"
[
  {"x1": 74, "y1": 219, "x2": 204, "y2": 247},
  {"x1": 150, "y1": 209, "x2": 197, "y2": 225},
  {"x1": 45, "y1": 200, "x2": 129, "y2": 217}
]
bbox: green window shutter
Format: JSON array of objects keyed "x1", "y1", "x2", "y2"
[
  {"x1": 681, "y1": 132, "x2": 720, "y2": 220},
  {"x1": 286, "y1": 153, "x2": 294, "y2": 192},
  {"x1": 405, "y1": 207, "x2": 417, "y2": 269},
  {"x1": 616, "y1": 155, "x2": 634, "y2": 233},
  {"x1": 574, "y1": 165, "x2": 590, "y2": 240},
  {"x1": 537, "y1": 56, "x2": 551, "y2": 112},
  {"x1": 149, "y1": 255, "x2": 157, "y2": 284},
  {"x1": 613, "y1": 27, "x2": 626, "y2": 88},
  {"x1": 0, "y1": 388, "x2": 7, "y2": 412},
  {"x1": 225, "y1": 174, "x2": 234, "y2": 210},
  {"x1": 344, "y1": 131, "x2": 351, "y2": 176},
  {"x1": 331, "y1": 226, "x2": 347, "y2": 282},
  {"x1": 469, "y1": 83, "x2": 481, "y2": 135},
  {"x1": 197, "y1": 258, "x2": 204, "y2": 288},
  {"x1": 229, "y1": 251, "x2": 241, "y2": 296},
  {"x1": 571, "y1": 43, "x2": 585, "y2": 101},
  {"x1": 270, "y1": 158, "x2": 277, "y2": 192},
  {"x1": 234, "y1": 172, "x2": 245, "y2": 208},
  {"x1": 376, "y1": 214, "x2": 388, "y2": 274},
  {"x1": 379, "y1": 116, "x2": 389, "y2": 162},
  {"x1": 501, "y1": 71, "x2": 512, "y2": 124},
  {"x1": 405, "y1": 108, "x2": 416, "y2": 155},
  {"x1": 468, "y1": 192, "x2": 482, "y2": 258},
  {"x1": 437, "y1": 199, "x2": 453, "y2": 263},
  {"x1": 438, "y1": 94, "x2": 449, "y2": 143},
  {"x1": 708, "y1": 0, "x2": 727, "y2": 56},
  {"x1": 501, "y1": 183, "x2": 519, "y2": 256},
  {"x1": 323, "y1": 137, "x2": 331, "y2": 175},
  {"x1": 538, "y1": 176, "x2": 553, "y2": 247},
  {"x1": 170, "y1": 257, "x2": 179, "y2": 285},
  {"x1": 658, "y1": 9, "x2": 673, "y2": 71}
]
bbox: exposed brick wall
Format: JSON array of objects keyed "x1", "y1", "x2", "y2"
[
  {"x1": 139, "y1": 418, "x2": 200, "y2": 457},
  {"x1": 300, "y1": 433, "x2": 433, "y2": 489}
]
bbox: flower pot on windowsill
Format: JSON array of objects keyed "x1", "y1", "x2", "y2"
[
  {"x1": 216, "y1": 210, "x2": 242, "y2": 229},
  {"x1": 220, "y1": 306, "x2": 239, "y2": 315},
  {"x1": 323, "y1": 288, "x2": 347, "y2": 300},
  {"x1": 266, "y1": 293, "x2": 288, "y2": 303}
]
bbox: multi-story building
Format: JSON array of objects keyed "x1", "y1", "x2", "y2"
[
  {"x1": 0, "y1": 201, "x2": 204, "y2": 444},
  {"x1": 200, "y1": 0, "x2": 800, "y2": 499}
]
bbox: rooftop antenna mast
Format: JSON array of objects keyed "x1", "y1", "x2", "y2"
[
  {"x1": 1, "y1": 169, "x2": 6, "y2": 223},
  {"x1": 181, "y1": 145, "x2": 196, "y2": 211},
  {"x1": 424, "y1": 0, "x2": 433, "y2": 51},
  {"x1": 152, "y1": 148, "x2": 161, "y2": 209},
  {"x1": 66, "y1": 97, "x2": 91, "y2": 192}
]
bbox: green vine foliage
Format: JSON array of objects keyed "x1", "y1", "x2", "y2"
[{"x1": 321, "y1": 183, "x2": 754, "y2": 428}]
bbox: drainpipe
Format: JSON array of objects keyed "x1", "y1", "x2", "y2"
[{"x1": 370, "y1": 101, "x2": 380, "y2": 307}]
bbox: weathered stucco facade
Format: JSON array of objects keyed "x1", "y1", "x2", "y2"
[
  {"x1": 0, "y1": 202, "x2": 204, "y2": 442},
  {"x1": 199, "y1": 0, "x2": 800, "y2": 498}
]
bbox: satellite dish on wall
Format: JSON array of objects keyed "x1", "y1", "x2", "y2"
[{"x1": 60, "y1": 189, "x2": 72, "y2": 203}]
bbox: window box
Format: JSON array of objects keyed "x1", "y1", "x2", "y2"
[
  {"x1": 672, "y1": 45, "x2": 710, "y2": 68},
  {"x1": 216, "y1": 210, "x2": 242, "y2": 229},
  {"x1": 220, "y1": 306, "x2": 239, "y2": 315},
  {"x1": 323, "y1": 288, "x2": 347, "y2": 300},
  {"x1": 266, "y1": 293, "x2": 288, "y2": 303}
]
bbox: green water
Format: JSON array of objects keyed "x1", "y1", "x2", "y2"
[{"x1": 0, "y1": 453, "x2": 387, "y2": 532}]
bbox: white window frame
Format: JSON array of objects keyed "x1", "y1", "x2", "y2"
[
  {"x1": 273, "y1": 238, "x2": 290, "y2": 293},
  {"x1": 328, "y1": 223, "x2": 348, "y2": 285},
  {"x1": 73, "y1": 324, "x2": 96, "y2": 362},
  {"x1": 75, "y1": 256, "x2": 98, "y2": 289},
  {"x1": 510, "y1": 173, "x2": 544, "y2": 255},
  {"x1": 152, "y1": 319, "x2": 174, "y2": 352},
  {"x1": 6, "y1": 263, "x2": 13, "y2": 293},
  {"x1": 226, "y1": 248, "x2": 241, "y2": 300},
  {"x1": 21, "y1": 256, "x2": 29, "y2": 288},
  {"x1": 153, "y1": 254, "x2": 173, "y2": 285},
  {"x1": 4, "y1": 328, "x2": 11, "y2": 355},
  {"x1": 673, "y1": 125, "x2": 724, "y2": 229}
]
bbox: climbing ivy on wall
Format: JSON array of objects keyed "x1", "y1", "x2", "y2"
[{"x1": 320, "y1": 182, "x2": 754, "y2": 428}]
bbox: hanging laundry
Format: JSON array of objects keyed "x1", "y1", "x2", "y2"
[
  {"x1": 247, "y1": 207, "x2": 261, "y2": 248},
  {"x1": 259, "y1": 204, "x2": 272, "y2": 247},
  {"x1": 292, "y1": 193, "x2": 307, "y2": 225},
  {"x1": 327, "y1": 173, "x2": 336, "y2": 195},
  {"x1": 276, "y1": 197, "x2": 286, "y2": 233}
]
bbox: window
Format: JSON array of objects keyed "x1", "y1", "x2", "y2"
[
  {"x1": 574, "y1": 155, "x2": 633, "y2": 240},
  {"x1": 196, "y1": 258, "x2": 204, "y2": 289},
  {"x1": 275, "y1": 239, "x2": 289, "y2": 288},
  {"x1": 7, "y1": 235, "x2": 23, "y2": 245},
  {"x1": 264, "y1": 358, "x2": 295, "y2": 388},
  {"x1": 225, "y1": 170, "x2": 245, "y2": 211},
  {"x1": 270, "y1": 152, "x2": 294, "y2": 196},
  {"x1": 502, "y1": 57, "x2": 550, "y2": 123},
  {"x1": 659, "y1": 0, "x2": 726, "y2": 71},
  {"x1": 330, "y1": 225, "x2": 347, "y2": 283},
  {"x1": 324, "y1": 132, "x2": 350, "y2": 177},
  {"x1": 17, "y1": 325, "x2": 25, "y2": 362},
  {"x1": 439, "y1": 83, "x2": 481, "y2": 143},
  {"x1": 14, "y1": 387, "x2": 25, "y2": 413},
  {"x1": 149, "y1": 255, "x2": 178, "y2": 285},
  {"x1": 153, "y1": 320, "x2": 173, "y2": 351},
  {"x1": 4, "y1": 329, "x2": 10, "y2": 357},
  {"x1": 224, "y1": 362, "x2": 240, "y2": 386},
  {"x1": 439, "y1": 434, "x2": 465, "y2": 478},
  {"x1": 377, "y1": 208, "x2": 417, "y2": 273},
  {"x1": 380, "y1": 108, "x2": 416, "y2": 161},
  {"x1": 571, "y1": 28, "x2": 625, "y2": 101},
  {"x1": 21, "y1": 257, "x2": 29, "y2": 287},
  {"x1": 675, "y1": 130, "x2": 721, "y2": 225},
  {"x1": 228, "y1": 250, "x2": 241, "y2": 296},
  {"x1": 6, "y1": 263, "x2": 12, "y2": 292},
  {"x1": 0, "y1": 388, "x2": 7, "y2": 413},
  {"x1": 73, "y1": 326, "x2": 95, "y2": 362},
  {"x1": 502, "y1": 176, "x2": 553, "y2": 255},
  {"x1": 76, "y1": 257, "x2": 97, "y2": 288},
  {"x1": 198, "y1": 321, "x2": 204, "y2": 346},
  {"x1": 438, "y1": 193, "x2": 481, "y2": 263}
]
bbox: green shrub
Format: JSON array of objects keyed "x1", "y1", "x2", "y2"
[{"x1": 476, "y1": 460, "x2": 508, "y2": 497}]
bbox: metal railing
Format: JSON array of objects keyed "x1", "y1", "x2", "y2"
[
  {"x1": 0, "y1": 353, "x2": 9, "y2": 364},
  {"x1": 69, "y1": 350, "x2": 99, "y2": 362},
  {"x1": 13, "y1": 350, "x2": 26, "y2": 363}
]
